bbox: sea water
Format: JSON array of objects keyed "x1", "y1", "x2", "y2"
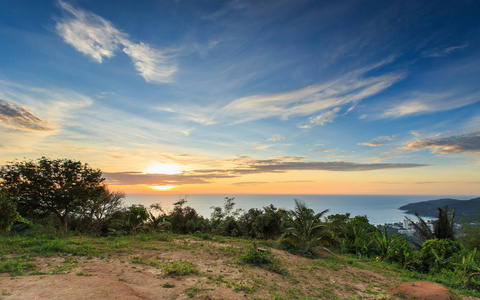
[{"x1": 124, "y1": 194, "x2": 473, "y2": 225}]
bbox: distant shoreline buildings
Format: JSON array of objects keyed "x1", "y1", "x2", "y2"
[{"x1": 378, "y1": 218, "x2": 436, "y2": 237}]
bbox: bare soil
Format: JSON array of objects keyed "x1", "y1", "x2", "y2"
[
  {"x1": 0, "y1": 239, "x2": 477, "y2": 299},
  {"x1": 389, "y1": 281, "x2": 460, "y2": 300}
]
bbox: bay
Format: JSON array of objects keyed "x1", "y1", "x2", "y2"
[{"x1": 124, "y1": 194, "x2": 473, "y2": 225}]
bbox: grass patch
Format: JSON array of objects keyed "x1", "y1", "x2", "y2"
[
  {"x1": 0, "y1": 257, "x2": 36, "y2": 276},
  {"x1": 162, "y1": 259, "x2": 199, "y2": 277},
  {"x1": 240, "y1": 248, "x2": 289, "y2": 275}
]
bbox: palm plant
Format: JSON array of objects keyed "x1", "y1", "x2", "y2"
[
  {"x1": 406, "y1": 206, "x2": 456, "y2": 246},
  {"x1": 278, "y1": 199, "x2": 332, "y2": 255},
  {"x1": 434, "y1": 206, "x2": 455, "y2": 240}
]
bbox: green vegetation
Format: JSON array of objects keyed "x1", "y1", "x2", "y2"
[
  {"x1": 162, "y1": 259, "x2": 200, "y2": 277},
  {"x1": 1, "y1": 157, "x2": 480, "y2": 298}
]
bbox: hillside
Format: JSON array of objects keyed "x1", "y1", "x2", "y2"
[
  {"x1": 399, "y1": 197, "x2": 480, "y2": 221},
  {"x1": 1, "y1": 233, "x2": 472, "y2": 300}
]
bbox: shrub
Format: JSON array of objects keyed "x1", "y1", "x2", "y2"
[
  {"x1": 420, "y1": 239, "x2": 463, "y2": 272},
  {"x1": 240, "y1": 248, "x2": 274, "y2": 265}
]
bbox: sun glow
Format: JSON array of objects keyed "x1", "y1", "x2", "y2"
[
  {"x1": 152, "y1": 185, "x2": 177, "y2": 191},
  {"x1": 145, "y1": 163, "x2": 184, "y2": 175}
]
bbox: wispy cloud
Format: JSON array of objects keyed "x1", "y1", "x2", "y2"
[
  {"x1": 269, "y1": 156, "x2": 306, "y2": 162},
  {"x1": 55, "y1": 0, "x2": 177, "y2": 83},
  {"x1": 402, "y1": 131, "x2": 480, "y2": 155},
  {"x1": 122, "y1": 41, "x2": 177, "y2": 83},
  {"x1": 224, "y1": 159, "x2": 429, "y2": 173},
  {"x1": 312, "y1": 148, "x2": 335, "y2": 153},
  {"x1": 252, "y1": 142, "x2": 271, "y2": 150},
  {"x1": 55, "y1": 1, "x2": 123, "y2": 63},
  {"x1": 422, "y1": 44, "x2": 469, "y2": 58},
  {"x1": 194, "y1": 157, "x2": 429, "y2": 175},
  {"x1": 380, "y1": 91, "x2": 479, "y2": 118},
  {"x1": 358, "y1": 135, "x2": 396, "y2": 147},
  {"x1": 103, "y1": 171, "x2": 235, "y2": 187},
  {"x1": 232, "y1": 181, "x2": 268, "y2": 186},
  {"x1": 299, "y1": 107, "x2": 341, "y2": 129},
  {"x1": 267, "y1": 134, "x2": 284, "y2": 142},
  {"x1": 0, "y1": 100, "x2": 54, "y2": 131},
  {"x1": 160, "y1": 60, "x2": 403, "y2": 126},
  {"x1": 0, "y1": 80, "x2": 93, "y2": 122}
]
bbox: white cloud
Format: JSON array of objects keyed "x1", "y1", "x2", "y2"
[
  {"x1": 122, "y1": 42, "x2": 178, "y2": 84},
  {"x1": 221, "y1": 70, "x2": 402, "y2": 124},
  {"x1": 267, "y1": 134, "x2": 284, "y2": 142},
  {"x1": 161, "y1": 60, "x2": 404, "y2": 127},
  {"x1": 358, "y1": 135, "x2": 396, "y2": 147},
  {"x1": 55, "y1": 1, "x2": 123, "y2": 63},
  {"x1": 55, "y1": 0, "x2": 177, "y2": 83},
  {"x1": 299, "y1": 107, "x2": 341, "y2": 129},
  {"x1": 381, "y1": 91, "x2": 479, "y2": 118}
]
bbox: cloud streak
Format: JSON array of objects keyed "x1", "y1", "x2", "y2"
[
  {"x1": 103, "y1": 171, "x2": 235, "y2": 186},
  {"x1": 104, "y1": 156, "x2": 429, "y2": 188},
  {"x1": 55, "y1": 0, "x2": 177, "y2": 83},
  {"x1": 380, "y1": 91, "x2": 480, "y2": 118},
  {"x1": 0, "y1": 100, "x2": 54, "y2": 131},
  {"x1": 402, "y1": 131, "x2": 480, "y2": 154},
  {"x1": 220, "y1": 64, "x2": 403, "y2": 125},
  {"x1": 160, "y1": 60, "x2": 404, "y2": 127},
  {"x1": 359, "y1": 135, "x2": 396, "y2": 147}
]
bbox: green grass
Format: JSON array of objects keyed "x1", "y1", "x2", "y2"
[
  {"x1": 0, "y1": 257, "x2": 36, "y2": 276},
  {"x1": 162, "y1": 259, "x2": 200, "y2": 277}
]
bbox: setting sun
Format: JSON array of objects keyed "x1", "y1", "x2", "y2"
[
  {"x1": 151, "y1": 185, "x2": 177, "y2": 191},
  {"x1": 145, "y1": 163, "x2": 184, "y2": 175}
]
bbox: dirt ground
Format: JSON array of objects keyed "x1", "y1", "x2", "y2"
[{"x1": 0, "y1": 240, "x2": 477, "y2": 300}]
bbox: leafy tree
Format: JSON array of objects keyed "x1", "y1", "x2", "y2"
[
  {"x1": 239, "y1": 208, "x2": 263, "y2": 238},
  {"x1": 121, "y1": 204, "x2": 150, "y2": 234},
  {"x1": 168, "y1": 198, "x2": 204, "y2": 234},
  {"x1": 210, "y1": 197, "x2": 243, "y2": 236},
  {"x1": 278, "y1": 199, "x2": 333, "y2": 255},
  {"x1": 459, "y1": 211, "x2": 480, "y2": 250},
  {"x1": 143, "y1": 203, "x2": 169, "y2": 232},
  {"x1": 0, "y1": 190, "x2": 27, "y2": 232},
  {"x1": 78, "y1": 189, "x2": 125, "y2": 235},
  {"x1": 210, "y1": 197, "x2": 243, "y2": 220},
  {"x1": 255, "y1": 205, "x2": 286, "y2": 240},
  {"x1": 325, "y1": 213, "x2": 376, "y2": 254},
  {"x1": 0, "y1": 157, "x2": 106, "y2": 232}
]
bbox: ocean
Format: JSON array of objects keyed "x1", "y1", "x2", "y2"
[{"x1": 124, "y1": 194, "x2": 474, "y2": 225}]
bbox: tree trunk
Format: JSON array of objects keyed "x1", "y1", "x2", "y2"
[{"x1": 59, "y1": 214, "x2": 68, "y2": 233}]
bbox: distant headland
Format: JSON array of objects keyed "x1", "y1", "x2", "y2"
[{"x1": 399, "y1": 197, "x2": 480, "y2": 221}]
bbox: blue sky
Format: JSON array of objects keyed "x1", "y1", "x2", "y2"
[{"x1": 1, "y1": 0, "x2": 479, "y2": 195}]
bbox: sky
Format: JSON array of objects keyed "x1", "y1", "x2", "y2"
[{"x1": 0, "y1": 0, "x2": 479, "y2": 196}]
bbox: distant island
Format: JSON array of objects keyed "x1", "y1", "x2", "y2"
[{"x1": 399, "y1": 197, "x2": 480, "y2": 221}]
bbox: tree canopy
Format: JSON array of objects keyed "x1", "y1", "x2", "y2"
[{"x1": 0, "y1": 157, "x2": 107, "y2": 232}]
